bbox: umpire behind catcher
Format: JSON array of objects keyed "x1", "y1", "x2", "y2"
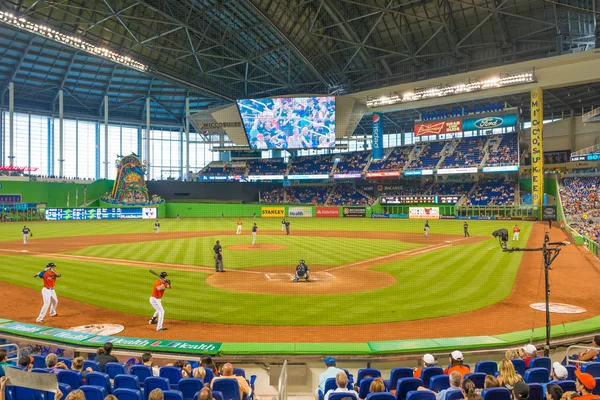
[{"x1": 293, "y1": 260, "x2": 310, "y2": 282}]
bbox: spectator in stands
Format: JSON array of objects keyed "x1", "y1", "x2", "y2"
[
  {"x1": 142, "y1": 352, "x2": 160, "y2": 376},
  {"x1": 201, "y1": 356, "x2": 218, "y2": 374},
  {"x1": 199, "y1": 387, "x2": 215, "y2": 400},
  {"x1": 105, "y1": 395, "x2": 118, "y2": 400},
  {"x1": 546, "y1": 384, "x2": 564, "y2": 400},
  {"x1": 444, "y1": 351, "x2": 470, "y2": 377},
  {"x1": 317, "y1": 357, "x2": 344, "y2": 399},
  {"x1": 169, "y1": 360, "x2": 192, "y2": 378},
  {"x1": 211, "y1": 363, "x2": 251, "y2": 400},
  {"x1": 46, "y1": 353, "x2": 68, "y2": 374},
  {"x1": 505, "y1": 349, "x2": 521, "y2": 360},
  {"x1": 325, "y1": 371, "x2": 358, "y2": 400},
  {"x1": 71, "y1": 357, "x2": 92, "y2": 381},
  {"x1": 414, "y1": 353, "x2": 437, "y2": 378},
  {"x1": 512, "y1": 382, "x2": 530, "y2": 400},
  {"x1": 63, "y1": 390, "x2": 81, "y2": 400},
  {"x1": 18, "y1": 355, "x2": 33, "y2": 371},
  {"x1": 95, "y1": 342, "x2": 118, "y2": 372},
  {"x1": 551, "y1": 362, "x2": 568, "y2": 382},
  {"x1": 193, "y1": 366, "x2": 206, "y2": 380},
  {"x1": 497, "y1": 359, "x2": 523, "y2": 390},
  {"x1": 570, "y1": 335, "x2": 600, "y2": 362},
  {"x1": 520, "y1": 344, "x2": 537, "y2": 368},
  {"x1": 418, "y1": 370, "x2": 462, "y2": 400},
  {"x1": 575, "y1": 370, "x2": 598, "y2": 400},
  {"x1": 369, "y1": 378, "x2": 386, "y2": 393},
  {"x1": 484, "y1": 376, "x2": 500, "y2": 389},
  {"x1": 561, "y1": 392, "x2": 579, "y2": 400},
  {"x1": 149, "y1": 388, "x2": 165, "y2": 400},
  {"x1": 0, "y1": 349, "x2": 10, "y2": 376},
  {"x1": 462, "y1": 379, "x2": 476, "y2": 398}
]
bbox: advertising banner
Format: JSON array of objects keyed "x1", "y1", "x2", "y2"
[
  {"x1": 482, "y1": 165, "x2": 519, "y2": 173},
  {"x1": 542, "y1": 206, "x2": 557, "y2": 221},
  {"x1": 437, "y1": 167, "x2": 478, "y2": 175},
  {"x1": 414, "y1": 120, "x2": 462, "y2": 136},
  {"x1": 531, "y1": 88, "x2": 544, "y2": 207},
  {"x1": 342, "y1": 207, "x2": 367, "y2": 218},
  {"x1": 287, "y1": 174, "x2": 329, "y2": 180},
  {"x1": 85, "y1": 335, "x2": 221, "y2": 353},
  {"x1": 261, "y1": 207, "x2": 285, "y2": 218},
  {"x1": 409, "y1": 207, "x2": 440, "y2": 219},
  {"x1": 288, "y1": 207, "x2": 312, "y2": 218},
  {"x1": 142, "y1": 208, "x2": 157, "y2": 219},
  {"x1": 462, "y1": 114, "x2": 518, "y2": 131},
  {"x1": 371, "y1": 213, "x2": 408, "y2": 219},
  {"x1": 366, "y1": 171, "x2": 401, "y2": 178},
  {"x1": 403, "y1": 169, "x2": 434, "y2": 176},
  {"x1": 334, "y1": 173, "x2": 361, "y2": 179},
  {"x1": 45, "y1": 208, "x2": 154, "y2": 221},
  {"x1": 248, "y1": 175, "x2": 284, "y2": 181},
  {"x1": 372, "y1": 113, "x2": 384, "y2": 159},
  {"x1": 316, "y1": 207, "x2": 340, "y2": 218}
]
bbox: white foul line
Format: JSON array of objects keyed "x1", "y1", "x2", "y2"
[{"x1": 264, "y1": 274, "x2": 271, "y2": 280}]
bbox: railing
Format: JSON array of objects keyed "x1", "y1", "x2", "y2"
[
  {"x1": 277, "y1": 359, "x2": 288, "y2": 400},
  {"x1": 455, "y1": 205, "x2": 538, "y2": 219},
  {"x1": 0, "y1": 343, "x2": 21, "y2": 364},
  {"x1": 565, "y1": 345, "x2": 600, "y2": 365}
]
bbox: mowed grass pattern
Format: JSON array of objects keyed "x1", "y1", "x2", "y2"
[{"x1": 0, "y1": 219, "x2": 533, "y2": 325}]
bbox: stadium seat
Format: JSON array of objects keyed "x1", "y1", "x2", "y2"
[
  {"x1": 83, "y1": 360, "x2": 100, "y2": 372},
  {"x1": 481, "y1": 388, "x2": 511, "y2": 400},
  {"x1": 511, "y1": 360, "x2": 526, "y2": 377},
  {"x1": 212, "y1": 378, "x2": 244, "y2": 400},
  {"x1": 429, "y1": 375, "x2": 450, "y2": 392},
  {"x1": 86, "y1": 372, "x2": 112, "y2": 395},
  {"x1": 444, "y1": 389, "x2": 463, "y2": 400},
  {"x1": 58, "y1": 370, "x2": 82, "y2": 389},
  {"x1": 80, "y1": 385, "x2": 108, "y2": 400},
  {"x1": 405, "y1": 390, "x2": 435, "y2": 400},
  {"x1": 420, "y1": 367, "x2": 443, "y2": 387},
  {"x1": 105, "y1": 362, "x2": 126, "y2": 379},
  {"x1": 343, "y1": 369, "x2": 355, "y2": 386},
  {"x1": 475, "y1": 361, "x2": 498, "y2": 376},
  {"x1": 593, "y1": 378, "x2": 600, "y2": 395},
  {"x1": 46, "y1": 383, "x2": 72, "y2": 400},
  {"x1": 160, "y1": 366, "x2": 183, "y2": 388},
  {"x1": 583, "y1": 362, "x2": 600, "y2": 377},
  {"x1": 58, "y1": 357, "x2": 73, "y2": 369},
  {"x1": 115, "y1": 374, "x2": 142, "y2": 391},
  {"x1": 358, "y1": 377, "x2": 375, "y2": 399},
  {"x1": 233, "y1": 368, "x2": 246, "y2": 378},
  {"x1": 32, "y1": 355, "x2": 46, "y2": 369},
  {"x1": 204, "y1": 368, "x2": 215, "y2": 385},
  {"x1": 323, "y1": 377, "x2": 338, "y2": 395},
  {"x1": 527, "y1": 384, "x2": 543, "y2": 400},
  {"x1": 131, "y1": 365, "x2": 153, "y2": 387},
  {"x1": 367, "y1": 393, "x2": 395, "y2": 400},
  {"x1": 213, "y1": 390, "x2": 224, "y2": 400},
  {"x1": 524, "y1": 368, "x2": 549, "y2": 384},
  {"x1": 178, "y1": 378, "x2": 204, "y2": 400},
  {"x1": 465, "y1": 373, "x2": 486, "y2": 389},
  {"x1": 530, "y1": 358, "x2": 551, "y2": 373},
  {"x1": 357, "y1": 369, "x2": 382, "y2": 386},
  {"x1": 329, "y1": 393, "x2": 358, "y2": 400},
  {"x1": 164, "y1": 390, "x2": 185, "y2": 400},
  {"x1": 113, "y1": 388, "x2": 144, "y2": 400},
  {"x1": 387, "y1": 368, "x2": 413, "y2": 391},
  {"x1": 31, "y1": 368, "x2": 50, "y2": 373},
  {"x1": 12, "y1": 386, "x2": 44, "y2": 400},
  {"x1": 564, "y1": 365, "x2": 576, "y2": 381},
  {"x1": 553, "y1": 380, "x2": 576, "y2": 392},
  {"x1": 144, "y1": 377, "x2": 170, "y2": 400},
  {"x1": 395, "y1": 378, "x2": 423, "y2": 400}
]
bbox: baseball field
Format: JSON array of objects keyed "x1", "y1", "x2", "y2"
[{"x1": 0, "y1": 218, "x2": 597, "y2": 344}]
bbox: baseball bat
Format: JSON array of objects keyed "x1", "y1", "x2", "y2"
[{"x1": 149, "y1": 269, "x2": 161, "y2": 278}]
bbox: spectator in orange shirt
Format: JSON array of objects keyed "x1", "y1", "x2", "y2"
[
  {"x1": 520, "y1": 344, "x2": 537, "y2": 368},
  {"x1": 414, "y1": 353, "x2": 437, "y2": 378},
  {"x1": 444, "y1": 351, "x2": 470, "y2": 377},
  {"x1": 575, "y1": 370, "x2": 600, "y2": 400}
]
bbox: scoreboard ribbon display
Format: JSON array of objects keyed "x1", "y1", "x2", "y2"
[
  {"x1": 380, "y1": 195, "x2": 460, "y2": 204},
  {"x1": 45, "y1": 208, "x2": 157, "y2": 221}
]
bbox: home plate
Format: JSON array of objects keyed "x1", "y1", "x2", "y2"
[
  {"x1": 530, "y1": 303, "x2": 586, "y2": 314},
  {"x1": 21, "y1": 250, "x2": 28, "y2": 253}
]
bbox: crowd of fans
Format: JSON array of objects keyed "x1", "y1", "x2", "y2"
[
  {"x1": 442, "y1": 137, "x2": 487, "y2": 169},
  {"x1": 486, "y1": 133, "x2": 519, "y2": 166},
  {"x1": 246, "y1": 159, "x2": 287, "y2": 175},
  {"x1": 200, "y1": 165, "x2": 247, "y2": 177},
  {"x1": 368, "y1": 147, "x2": 412, "y2": 172},
  {"x1": 466, "y1": 178, "x2": 516, "y2": 206},
  {"x1": 328, "y1": 183, "x2": 372, "y2": 206},
  {"x1": 560, "y1": 176, "x2": 600, "y2": 241},
  {"x1": 286, "y1": 187, "x2": 330, "y2": 205},
  {"x1": 260, "y1": 188, "x2": 285, "y2": 203},
  {"x1": 334, "y1": 152, "x2": 371, "y2": 175},
  {"x1": 288, "y1": 155, "x2": 334, "y2": 175}
]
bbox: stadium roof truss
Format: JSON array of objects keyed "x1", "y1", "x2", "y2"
[{"x1": 0, "y1": 0, "x2": 599, "y2": 126}]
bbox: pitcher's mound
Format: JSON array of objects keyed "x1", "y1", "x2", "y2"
[{"x1": 227, "y1": 244, "x2": 289, "y2": 251}]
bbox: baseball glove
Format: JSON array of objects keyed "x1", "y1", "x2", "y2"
[{"x1": 29, "y1": 233, "x2": 33, "y2": 237}]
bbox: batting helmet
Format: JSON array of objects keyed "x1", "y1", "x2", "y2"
[
  {"x1": 46, "y1": 262, "x2": 56, "y2": 268},
  {"x1": 160, "y1": 271, "x2": 168, "y2": 278},
  {"x1": 300, "y1": 260, "x2": 305, "y2": 264}
]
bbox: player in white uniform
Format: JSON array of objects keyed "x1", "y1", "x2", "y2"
[
  {"x1": 35, "y1": 263, "x2": 61, "y2": 323},
  {"x1": 154, "y1": 220, "x2": 160, "y2": 234}
]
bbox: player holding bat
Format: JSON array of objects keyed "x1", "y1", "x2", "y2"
[{"x1": 148, "y1": 270, "x2": 171, "y2": 331}]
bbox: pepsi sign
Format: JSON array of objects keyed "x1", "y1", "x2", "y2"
[{"x1": 372, "y1": 113, "x2": 384, "y2": 159}]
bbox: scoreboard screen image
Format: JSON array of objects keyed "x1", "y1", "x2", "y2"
[{"x1": 380, "y1": 195, "x2": 460, "y2": 204}]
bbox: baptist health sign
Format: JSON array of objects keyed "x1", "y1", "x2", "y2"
[
  {"x1": 530, "y1": 88, "x2": 544, "y2": 207},
  {"x1": 372, "y1": 113, "x2": 384, "y2": 159},
  {"x1": 288, "y1": 207, "x2": 312, "y2": 217}
]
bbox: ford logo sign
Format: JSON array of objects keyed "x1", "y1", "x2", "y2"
[{"x1": 474, "y1": 117, "x2": 503, "y2": 129}]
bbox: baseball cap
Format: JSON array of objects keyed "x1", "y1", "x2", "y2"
[
  {"x1": 324, "y1": 357, "x2": 336, "y2": 365},
  {"x1": 422, "y1": 354, "x2": 436, "y2": 365},
  {"x1": 523, "y1": 344, "x2": 537, "y2": 354},
  {"x1": 450, "y1": 350, "x2": 463, "y2": 361},
  {"x1": 513, "y1": 381, "x2": 529, "y2": 400},
  {"x1": 576, "y1": 369, "x2": 596, "y2": 390},
  {"x1": 552, "y1": 362, "x2": 568, "y2": 380}
]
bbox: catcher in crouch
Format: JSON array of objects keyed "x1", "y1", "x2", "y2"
[{"x1": 293, "y1": 260, "x2": 310, "y2": 282}]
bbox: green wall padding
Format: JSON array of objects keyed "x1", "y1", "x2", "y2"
[{"x1": 0, "y1": 180, "x2": 114, "y2": 207}]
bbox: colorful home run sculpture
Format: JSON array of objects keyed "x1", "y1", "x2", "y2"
[{"x1": 102, "y1": 154, "x2": 163, "y2": 205}]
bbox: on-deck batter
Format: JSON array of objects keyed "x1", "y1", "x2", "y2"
[
  {"x1": 35, "y1": 263, "x2": 61, "y2": 323},
  {"x1": 149, "y1": 271, "x2": 171, "y2": 331}
]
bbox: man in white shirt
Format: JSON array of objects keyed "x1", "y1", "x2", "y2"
[
  {"x1": 324, "y1": 371, "x2": 358, "y2": 400},
  {"x1": 316, "y1": 357, "x2": 344, "y2": 400}
]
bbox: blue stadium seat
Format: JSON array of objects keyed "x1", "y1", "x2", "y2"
[
  {"x1": 357, "y1": 369, "x2": 382, "y2": 386},
  {"x1": 58, "y1": 357, "x2": 73, "y2": 369},
  {"x1": 32, "y1": 355, "x2": 46, "y2": 369},
  {"x1": 178, "y1": 378, "x2": 204, "y2": 400},
  {"x1": 420, "y1": 367, "x2": 443, "y2": 387},
  {"x1": 465, "y1": 373, "x2": 486, "y2": 389},
  {"x1": 444, "y1": 389, "x2": 463, "y2": 400},
  {"x1": 366, "y1": 393, "x2": 395, "y2": 400},
  {"x1": 46, "y1": 383, "x2": 73, "y2": 400},
  {"x1": 80, "y1": 385, "x2": 108, "y2": 400},
  {"x1": 212, "y1": 378, "x2": 243, "y2": 400},
  {"x1": 511, "y1": 360, "x2": 526, "y2": 377},
  {"x1": 144, "y1": 377, "x2": 171, "y2": 400},
  {"x1": 583, "y1": 362, "x2": 600, "y2": 377},
  {"x1": 31, "y1": 368, "x2": 50, "y2": 373},
  {"x1": 105, "y1": 362, "x2": 126, "y2": 379},
  {"x1": 481, "y1": 388, "x2": 511, "y2": 400},
  {"x1": 204, "y1": 368, "x2": 215, "y2": 385},
  {"x1": 395, "y1": 378, "x2": 423, "y2": 400},
  {"x1": 323, "y1": 377, "x2": 338, "y2": 396},
  {"x1": 12, "y1": 386, "x2": 44, "y2": 400},
  {"x1": 387, "y1": 368, "x2": 413, "y2": 391},
  {"x1": 115, "y1": 374, "x2": 142, "y2": 391},
  {"x1": 83, "y1": 360, "x2": 100, "y2": 372},
  {"x1": 593, "y1": 378, "x2": 600, "y2": 395},
  {"x1": 233, "y1": 368, "x2": 246, "y2": 378},
  {"x1": 530, "y1": 358, "x2": 551, "y2": 373},
  {"x1": 564, "y1": 365, "x2": 576, "y2": 381},
  {"x1": 213, "y1": 390, "x2": 224, "y2": 400},
  {"x1": 527, "y1": 384, "x2": 543, "y2": 400},
  {"x1": 429, "y1": 375, "x2": 450, "y2": 392},
  {"x1": 524, "y1": 368, "x2": 549, "y2": 384},
  {"x1": 358, "y1": 377, "x2": 375, "y2": 399},
  {"x1": 328, "y1": 393, "x2": 358, "y2": 400},
  {"x1": 160, "y1": 366, "x2": 183, "y2": 388},
  {"x1": 405, "y1": 390, "x2": 435, "y2": 400},
  {"x1": 113, "y1": 388, "x2": 144, "y2": 400},
  {"x1": 554, "y1": 380, "x2": 576, "y2": 392},
  {"x1": 58, "y1": 370, "x2": 82, "y2": 389},
  {"x1": 475, "y1": 361, "x2": 498, "y2": 376},
  {"x1": 86, "y1": 372, "x2": 112, "y2": 395},
  {"x1": 131, "y1": 365, "x2": 153, "y2": 387},
  {"x1": 164, "y1": 390, "x2": 185, "y2": 400}
]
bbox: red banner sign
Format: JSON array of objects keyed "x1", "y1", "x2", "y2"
[
  {"x1": 0, "y1": 165, "x2": 39, "y2": 172},
  {"x1": 366, "y1": 171, "x2": 401, "y2": 178},
  {"x1": 316, "y1": 207, "x2": 340, "y2": 218},
  {"x1": 414, "y1": 120, "x2": 462, "y2": 136}
]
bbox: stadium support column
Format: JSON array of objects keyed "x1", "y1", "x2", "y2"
[
  {"x1": 569, "y1": 109, "x2": 576, "y2": 151},
  {"x1": 8, "y1": 82, "x2": 14, "y2": 166},
  {"x1": 104, "y1": 95, "x2": 109, "y2": 179},
  {"x1": 146, "y1": 97, "x2": 151, "y2": 179},
  {"x1": 185, "y1": 97, "x2": 190, "y2": 181},
  {"x1": 59, "y1": 90, "x2": 64, "y2": 177},
  {"x1": 530, "y1": 88, "x2": 544, "y2": 215},
  {"x1": 372, "y1": 113, "x2": 384, "y2": 159}
]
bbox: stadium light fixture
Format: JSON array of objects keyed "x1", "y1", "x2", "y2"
[
  {"x1": 0, "y1": 11, "x2": 148, "y2": 72},
  {"x1": 366, "y1": 70, "x2": 536, "y2": 108}
]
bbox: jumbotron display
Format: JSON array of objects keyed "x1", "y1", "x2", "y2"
[{"x1": 237, "y1": 97, "x2": 336, "y2": 150}]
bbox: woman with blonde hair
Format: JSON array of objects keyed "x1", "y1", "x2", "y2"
[
  {"x1": 497, "y1": 359, "x2": 523, "y2": 390},
  {"x1": 369, "y1": 378, "x2": 386, "y2": 393}
]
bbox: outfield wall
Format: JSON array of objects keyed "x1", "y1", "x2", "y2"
[
  {"x1": 0, "y1": 180, "x2": 113, "y2": 207},
  {"x1": 164, "y1": 203, "x2": 372, "y2": 218}
]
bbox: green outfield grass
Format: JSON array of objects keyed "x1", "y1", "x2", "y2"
[{"x1": 0, "y1": 218, "x2": 533, "y2": 325}]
